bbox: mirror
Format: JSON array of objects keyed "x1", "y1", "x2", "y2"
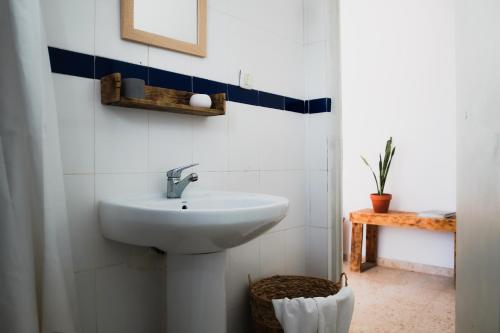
[{"x1": 121, "y1": 0, "x2": 207, "y2": 57}]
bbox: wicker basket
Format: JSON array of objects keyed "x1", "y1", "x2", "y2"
[{"x1": 249, "y1": 273, "x2": 348, "y2": 333}]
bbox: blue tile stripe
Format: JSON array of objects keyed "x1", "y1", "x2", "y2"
[
  {"x1": 228, "y1": 84, "x2": 259, "y2": 105},
  {"x1": 285, "y1": 97, "x2": 305, "y2": 114},
  {"x1": 259, "y1": 91, "x2": 285, "y2": 110},
  {"x1": 149, "y1": 67, "x2": 192, "y2": 92},
  {"x1": 47, "y1": 46, "x2": 331, "y2": 113},
  {"x1": 308, "y1": 98, "x2": 332, "y2": 114},
  {"x1": 48, "y1": 47, "x2": 94, "y2": 79},
  {"x1": 193, "y1": 77, "x2": 227, "y2": 95},
  {"x1": 95, "y1": 56, "x2": 148, "y2": 81}
]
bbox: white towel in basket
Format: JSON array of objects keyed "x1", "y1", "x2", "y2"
[{"x1": 272, "y1": 286, "x2": 354, "y2": 333}]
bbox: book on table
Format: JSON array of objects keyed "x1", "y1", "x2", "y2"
[{"x1": 417, "y1": 210, "x2": 456, "y2": 219}]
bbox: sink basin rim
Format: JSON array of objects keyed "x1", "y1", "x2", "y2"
[
  {"x1": 98, "y1": 190, "x2": 289, "y2": 254},
  {"x1": 99, "y1": 190, "x2": 289, "y2": 213}
]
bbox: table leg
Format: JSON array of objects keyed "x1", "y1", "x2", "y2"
[
  {"x1": 360, "y1": 224, "x2": 378, "y2": 272},
  {"x1": 350, "y1": 223, "x2": 363, "y2": 272},
  {"x1": 366, "y1": 225, "x2": 378, "y2": 263}
]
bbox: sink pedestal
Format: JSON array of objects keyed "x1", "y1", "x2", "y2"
[{"x1": 167, "y1": 251, "x2": 227, "y2": 333}]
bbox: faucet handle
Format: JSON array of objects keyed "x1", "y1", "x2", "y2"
[{"x1": 167, "y1": 163, "x2": 199, "y2": 178}]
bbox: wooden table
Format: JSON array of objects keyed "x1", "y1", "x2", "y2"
[{"x1": 349, "y1": 209, "x2": 456, "y2": 280}]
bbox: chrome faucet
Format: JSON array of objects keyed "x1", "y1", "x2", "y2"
[{"x1": 166, "y1": 163, "x2": 199, "y2": 198}]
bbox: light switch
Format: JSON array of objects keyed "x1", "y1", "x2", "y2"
[{"x1": 239, "y1": 70, "x2": 253, "y2": 90}]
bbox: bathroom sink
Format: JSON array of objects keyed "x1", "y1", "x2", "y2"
[
  {"x1": 99, "y1": 191, "x2": 289, "y2": 254},
  {"x1": 99, "y1": 190, "x2": 288, "y2": 332}
]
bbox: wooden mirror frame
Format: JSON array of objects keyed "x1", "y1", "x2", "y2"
[{"x1": 121, "y1": 0, "x2": 207, "y2": 57}]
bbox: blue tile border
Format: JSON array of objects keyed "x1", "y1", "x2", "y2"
[
  {"x1": 309, "y1": 98, "x2": 332, "y2": 114},
  {"x1": 193, "y1": 77, "x2": 228, "y2": 95},
  {"x1": 285, "y1": 97, "x2": 306, "y2": 113},
  {"x1": 47, "y1": 46, "x2": 332, "y2": 114},
  {"x1": 259, "y1": 91, "x2": 285, "y2": 110},
  {"x1": 228, "y1": 85, "x2": 259, "y2": 105},
  {"x1": 95, "y1": 56, "x2": 148, "y2": 81},
  {"x1": 48, "y1": 47, "x2": 94, "y2": 79},
  {"x1": 149, "y1": 67, "x2": 192, "y2": 92},
  {"x1": 326, "y1": 98, "x2": 332, "y2": 113}
]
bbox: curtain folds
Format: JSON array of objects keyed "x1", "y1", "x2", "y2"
[{"x1": 0, "y1": 0, "x2": 78, "y2": 332}]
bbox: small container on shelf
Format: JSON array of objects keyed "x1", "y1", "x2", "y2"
[
  {"x1": 189, "y1": 94, "x2": 212, "y2": 108},
  {"x1": 121, "y1": 78, "x2": 145, "y2": 99}
]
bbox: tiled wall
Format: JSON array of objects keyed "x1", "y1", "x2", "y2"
[
  {"x1": 304, "y1": 0, "x2": 337, "y2": 278},
  {"x1": 43, "y1": 0, "x2": 334, "y2": 332}
]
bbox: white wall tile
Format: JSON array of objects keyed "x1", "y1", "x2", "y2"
[
  {"x1": 96, "y1": 265, "x2": 163, "y2": 333},
  {"x1": 260, "y1": 231, "x2": 286, "y2": 277},
  {"x1": 260, "y1": 171, "x2": 307, "y2": 231},
  {"x1": 208, "y1": 0, "x2": 229, "y2": 13},
  {"x1": 95, "y1": 88, "x2": 149, "y2": 173},
  {"x1": 94, "y1": 173, "x2": 152, "y2": 267},
  {"x1": 267, "y1": 0, "x2": 304, "y2": 44},
  {"x1": 227, "y1": 238, "x2": 260, "y2": 311},
  {"x1": 54, "y1": 75, "x2": 94, "y2": 174},
  {"x1": 307, "y1": 113, "x2": 329, "y2": 171},
  {"x1": 226, "y1": 171, "x2": 260, "y2": 193},
  {"x1": 260, "y1": 109, "x2": 305, "y2": 170},
  {"x1": 192, "y1": 115, "x2": 228, "y2": 172},
  {"x1": 95, "y1": 0, "x2": 148, "y2": 65},
  {"x1": 146, "y1": 173, "x2": 168, "y2": 194},
  {"x1": 307, "y1": 227, "x2": 328, "y2": 277},
  {"x1": 225, "y1": 16, "x2": 304, "y2": 97},
  {"x1": 225, "y1": 1, "x2": 261, "y2": 35},
  {"x1": 126, "y1": 247, "x2": 165, "y2": 271},
  {"x1": 74, "y1": 270, "x2": 97, "y2": 333},
  {"x1": 184, "y1": 171, "x2": 228, "y2": 194},
  {"x1": 148, "y1": 45, "x2": 194, "y2": 77},
  {"x1": 189, "y1": 8, "x2": 231, "y2": 83},
  {"x1": 305, "y1": 41, "x2": 328, "y2": 99},
  {"x1": 256, "y1": 36, "x2": 305, "y2": 99},
  {"x1": 227, "y1": 0, "x2": 303, "y2": 45},
  {"x1": 304, "y1": 0, "x2": 329, "y2": 44},
  {"x1": 285, "y1": 227, "x2": 307, "y2": 275},
  {"x1": 309, "y1": 170, "x2": 328, "y2": 228},
  {"x1": 225, "y1": 17, "x2": 263, "y2": 87},
  {"x1": 42, "y1": 0, "x2": 95, "y2": 54},
  {"x1": 64, "y1": 175, "x2": 97, "y2": 272},
  {"x1": 227, "y1": 103, "x2": 262, "y2": 171},
  {"x1": 148, "y1": 111, "x2": 194, "y2": 172}
]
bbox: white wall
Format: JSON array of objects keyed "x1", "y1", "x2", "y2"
[
  {"x1": 455, "y1": 0, "x2": 500, "y2": 331},
  {"x1": 304, "y1": 0, "x2": 334, "y2": 278},
  {"x1": 304, "y1": 0, "x2": 343, "y2": 280},
  {"x1": 341, "y1": 0, "x2": 456, "y2": 269},
  {"x1": 42, "y1": 0, "x2": 335, "y2": 332}
]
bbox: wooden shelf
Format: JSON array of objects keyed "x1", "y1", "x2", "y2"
[{"x1": 100, "y1": 73, "x2": 225, "y2": 116}]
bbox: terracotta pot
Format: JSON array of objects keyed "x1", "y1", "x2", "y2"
[{"x1": 370, "y1": 193, "x2": 392, "y2": 213}]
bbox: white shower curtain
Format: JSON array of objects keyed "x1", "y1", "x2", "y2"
[{"x1": 0, "y1": 0, "x2": 78, "y2": 332}]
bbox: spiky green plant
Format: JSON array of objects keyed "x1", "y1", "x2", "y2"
[{"x1": 361, "y1": 137, "x2": 396, "y2": 195}]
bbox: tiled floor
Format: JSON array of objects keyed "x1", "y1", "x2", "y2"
[{"x1": 346, "y1": 264, "x2": 455, "y2": 333}]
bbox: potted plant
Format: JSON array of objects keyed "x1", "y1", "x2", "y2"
[{"x1": 361, "y1": 137, "x2": 396, "y2": 213}]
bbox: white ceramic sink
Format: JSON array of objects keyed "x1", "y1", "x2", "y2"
[
  {"x1": 98, "y1": 190, "x2": 288, "y2": 333},
  {"x1": 99, "y1": 190, "x2": 288, "y2": 254}
]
